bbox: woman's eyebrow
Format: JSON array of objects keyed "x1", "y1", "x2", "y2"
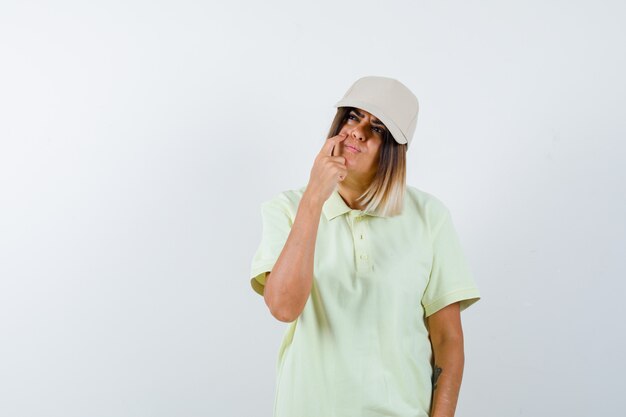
[{"x1": 351, "y1": 109, "x2": 385, "y2": 126}]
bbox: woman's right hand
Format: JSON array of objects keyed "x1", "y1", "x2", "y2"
[{"x1": 304, "y1": 133, "x2": 349, "y2": 204}]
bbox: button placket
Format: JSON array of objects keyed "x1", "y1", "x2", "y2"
[{"x1": 352, "y1": 214, "x2": 371, "y2": 273}]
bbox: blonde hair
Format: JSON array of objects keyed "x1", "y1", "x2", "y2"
[{"x1": 326, "y1": 106, "x2": 407, "y2": 217}]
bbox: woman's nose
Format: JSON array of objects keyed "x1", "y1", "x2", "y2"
[{"x1": 350, "y1": 126, "x2": 366, "y2": 141}]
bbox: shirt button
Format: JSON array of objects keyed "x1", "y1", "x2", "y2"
[{"x1": 360, "y1": 254, "x2": 368, "y2": 260}]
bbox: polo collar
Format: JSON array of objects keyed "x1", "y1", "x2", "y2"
[{"x1": 322, "y1": 188, "x2": 386, "y2": 221}]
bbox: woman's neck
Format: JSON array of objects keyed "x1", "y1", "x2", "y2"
[{"x1": 337, "y1": 182, "x2": 368, "y2": 210}]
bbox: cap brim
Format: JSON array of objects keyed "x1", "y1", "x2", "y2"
[{"x1": 334, "y1": 99, "x2": 408, "y2": 146}]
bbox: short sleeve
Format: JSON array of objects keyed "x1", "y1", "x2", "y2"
[
  {"x1": 249, "y1": 195, "x2": 294, "y2": 296},
  {"x1": 422, "y1": 206, "x2": 481, "y2": 317}
]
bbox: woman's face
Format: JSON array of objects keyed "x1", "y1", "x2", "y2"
[{"x1": 334, "y1": 108, "x2": 386, "y2": 181}]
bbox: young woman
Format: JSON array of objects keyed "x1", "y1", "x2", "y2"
[{"x1": 250, "y1": 76, "x2": 481, "y2": 417}]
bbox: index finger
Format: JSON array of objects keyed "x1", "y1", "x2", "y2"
[{"x1": 325, "y1": 133, "x2": 348, "y2": 157}]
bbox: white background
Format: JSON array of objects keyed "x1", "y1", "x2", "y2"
[{"x1": 1, "y1": 1, "x2": 624, "y2": 416}]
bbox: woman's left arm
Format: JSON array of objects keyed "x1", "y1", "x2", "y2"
[{"x1": 425, "y1": 301, "x2": 465, "y2": 417}]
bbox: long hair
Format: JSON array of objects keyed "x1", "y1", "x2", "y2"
[{"x1": 326, "y1": 106, "x2": 407, "y2": 217}]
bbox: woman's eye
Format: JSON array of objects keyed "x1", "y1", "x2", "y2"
[{"x1": 347, "y1": 114, "x2": 384, "y2": 134}]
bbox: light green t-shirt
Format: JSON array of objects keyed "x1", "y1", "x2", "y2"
[{"x1": 250, "y1": 184, "x2": 480, "y2": 417}]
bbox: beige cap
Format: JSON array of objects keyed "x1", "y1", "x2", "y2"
[{"x1": 334, "y1": 76, "x2": 419, "y2": 150}]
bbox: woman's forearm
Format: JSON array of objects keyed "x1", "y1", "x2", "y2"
[
  {"x1": 263, "y1": 190, "x2": 324, "y2": 322},
  {"x1": 429, "y1": 337, "x2": 465, "y2": 417}
]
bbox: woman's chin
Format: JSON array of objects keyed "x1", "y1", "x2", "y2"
[
  {"x1": 342, "y1": 151, "x2": 358, "y2": 162},
  {"x1": 344, "y1": 160, "x2": 357, "y2": 169}
]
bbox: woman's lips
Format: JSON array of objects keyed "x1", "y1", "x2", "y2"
[{"x1": 345, "y1": 145, "x2": 360, "y2": 153}]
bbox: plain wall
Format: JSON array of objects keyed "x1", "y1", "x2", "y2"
[{"x1": 1, "y1": 0, "x2": 624, "y2": 416}]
